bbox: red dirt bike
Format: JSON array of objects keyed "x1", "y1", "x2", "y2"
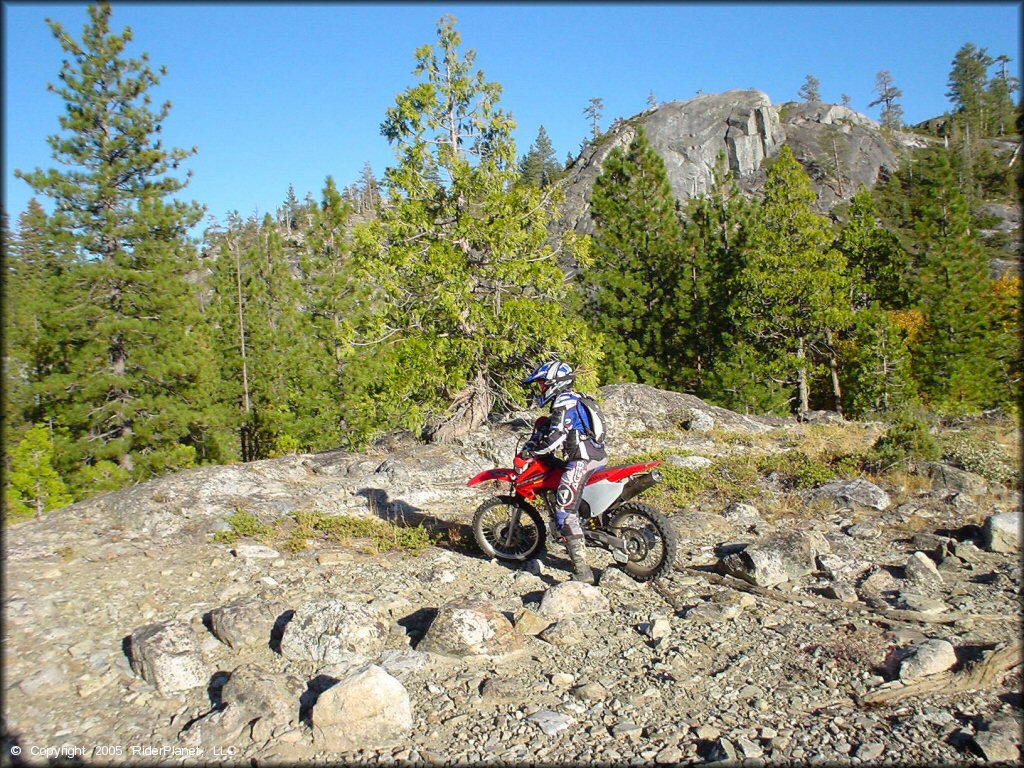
[{"x1": 467, "y1": 453, "x2": 677, "y2": 581}]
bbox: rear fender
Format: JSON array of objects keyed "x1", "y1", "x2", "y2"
[{"x1": 467, "y1": 468, "x2": 515, "y2": 487}]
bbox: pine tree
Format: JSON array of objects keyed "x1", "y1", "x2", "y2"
[
  {"x1": 584, "y1": 97, "x2": 605, "y2": 141},
  {"x1": 835, "y1": 187, "x2": 910, "y2": 310},
  {"x1": 947, "y1": 43, "x2": 994, "y2": 135},
  {"x1": 4, "y1": 424, "x2": 73, "y2": 522},
  {"x1": 868, "y1": 70, "x2": 904, "y2": 131},
  {"x1": 728, "y1": 146, "x2": 852, "y2": 414},
  {"x1": 680, "y1": 153, "x2": 756, "y2": 396},
  {"x1": 839, "y1": 305, "x2": 917, "y2": 417},
  {"x1": 13, "y1": 2, "x2": 218, "y2": 493},
  {"x1": 799, "y1": 75, "x2": 822, "y2": 102},
  {"x1": 351, "y1": 15, "x2": 595, "y2": 445},
  {"x1": 518, "y1": 126, "x2": 560, "y2": 188},
  {"x1": 910, "y1": 149, "x2": 1000, "y2": 412},
  {"x1": 585, "y1": 125, "x2": 686, "y2": 387},
  {"x1": 987, "y1": 54, "x2": 1020, "y2": 137}
]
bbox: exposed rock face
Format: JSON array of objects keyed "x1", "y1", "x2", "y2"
[
  {"x1": 557, "y1": 90, "x2": 900, "y2": 236},
  {"x1": 982, "y1": 511, "x2": 1021, "y2": 553}
]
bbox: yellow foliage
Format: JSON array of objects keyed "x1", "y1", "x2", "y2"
[{"x1": 888, "y1": 308, "x2": 926, "y2": 342}]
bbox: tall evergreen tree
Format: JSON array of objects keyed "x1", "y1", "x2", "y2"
[
  {"x1": 869, "y1": 70, "x2": 904, "y2": 131},
  {"x1": 987, "y1": 54, "x2": 1020, "y2": 137},
  {"x1": 947, "y1": 43, "x2": 994, "y2": 135},
  {"x1": 584, "y1": 97, "x2": 605, "y2": 140},
  {"x1": 836, "y1": 187, "x2": 910, "y2": 310},
  {"x1": 14, "y1": 2, "x2": 219, "y2": 493},
  {"x1": 585, "y1": 126, "x2": 686, "y2": 387},
  {"x1": 727, "y1": 146, "x2": 852, "y2": 414},
  {"x1": 799, "y1": 75, "x2": 822, "y2": 102},
  {"x1": 680, "y1": 153, "x2": 756, "y2": 397},
  {"x1": 909, "y1": 149, "x2": 1001, "y2": 412},
  {"x1": 518, "y1": 126, "x2": 560, "y2": 188},
  {"x1": 350, "y1": 15, "x2": 595, "y2": 446}
]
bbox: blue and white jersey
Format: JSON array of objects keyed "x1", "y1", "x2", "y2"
[{"x1": 528, "y1": 391, "x2": 607, "y2": 463}]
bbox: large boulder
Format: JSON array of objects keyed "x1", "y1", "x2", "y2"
[
  {"x1": 720, "y1": 530, "x2": 831, "y2": 587},
  {"x1": 220, "y1": 663, "x2": 302, "y2": 725},
  {"x1": 279, "y1": 599, "x2": 390, "y2": 664},
  {"x1": 208, "y1": 597, "x2": 289, "y2": 649},
  {"x1": 312, "y1": 664, "x2": 412, "y2": 752},
  {"x1": 417, "y1": 600, "x2": 524, "y2": 659},
  {"x1": 982, "y1": 511, "x2": 1021, "y2": 553},
  {"x1": 803, "y1": 479, "x2": 891, "y2": 511},
  {"x1": 128, "y1": 620, "x2": 209, "y2": 694}
]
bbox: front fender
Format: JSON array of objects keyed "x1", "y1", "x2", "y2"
[{"x1": 467, "y1": 468, "x2": 516, "y2": 487}]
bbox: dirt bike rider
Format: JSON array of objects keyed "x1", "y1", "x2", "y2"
[{"x1": 520, "y1": 361, "x2": 606, "y2": 585}]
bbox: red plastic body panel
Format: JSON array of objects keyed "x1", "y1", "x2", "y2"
[{"x1": 466, "y1": 457, "x2": 663, "y2": 501}]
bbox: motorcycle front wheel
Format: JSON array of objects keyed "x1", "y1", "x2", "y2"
[
  {"x1": 472, "y1": 495, "x2": 547, "y2": 561},
  {"x1": 608, "y1": 502, "x2": 678, "y2": 581}
]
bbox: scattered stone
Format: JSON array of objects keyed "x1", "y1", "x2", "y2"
[
  {"x1": 220, "y1": 663, "x2": 301, "y2": 725},
  {"x1": 667, "y1": 455, "x2": 713, "y2": 470},
  {"x1": 127, "y1": 620, "x2": 208, "y2": 694},
  {"x1": 971, "y1": 731, "x2": 1019, "y2": 762},
  {"x1": 512, "y1": 607, "x2": 552, "y2": 636},
  {"x1": 538, "y1": 619, "x2": 583, "y2": 646},
  {"x1": 571, "y1": 682, "x2": 609, "y2": 702},
  {"x1": 922, "y1": 462, "x2": 990, "y2": 495},
  {"x1": 280, "y1": 599, "x2": 390, "y2": 663},
  {"x1": 855, "y1": 742, "x2": 884, "y2": 761},
  {"x1": 720, "y1": 530, "x2": 829, "y2": 586},
  {"x1": 896, "y1": 592, "x2": 946, "y2": 614},
  {"x1": 612, "y1": 721, "x2": 643, "y2": 740},
  {"x1": 312, "y1": 664, "x2": 412, "y2": 752},
  {"x1": 899, "y1": 639, "x2": 957, "y2": 681},
  {"x1": 232, "y1": 543, "x2": 280, "y2": 559},
  {"x1": 828, "y1": 583, "x2": 859, "y2": 603}
]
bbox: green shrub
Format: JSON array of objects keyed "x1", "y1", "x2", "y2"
[
  {"x1": 286, "y1": 510, "x2": 437, "y2": 555},
  {"x1": 212, "y1": 509, "x2": 272, "y2": 543},
  {"x1": 757, "y1": 450, "x2": 836, "y2": 489},
  {"x1": 871, "y1": 408, "x2": 941, "y2": 468},
  {"x1": 940, "y1": 431, "x2": 1020, "y2": 486}
]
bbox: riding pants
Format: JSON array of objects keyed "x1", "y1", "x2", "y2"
[{"x1": 555, "y1": 458, "x2": 606, "y2": 538}]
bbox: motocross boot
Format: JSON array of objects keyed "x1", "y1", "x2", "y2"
[{"x1": 565, "y1": 535, "x2": 595, "y2": 585}]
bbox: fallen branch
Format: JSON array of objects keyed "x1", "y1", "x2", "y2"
[{"x1": 858, "y1": 639, "x2": 1022, "y2": 706}]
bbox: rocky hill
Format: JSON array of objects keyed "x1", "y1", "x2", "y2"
[
  {"x1": 3, "y1": 384, "x2": 1021, "y2": 765},
  {"x1": 555, "y1": 91, "x2": 1021, "y2": 272}
]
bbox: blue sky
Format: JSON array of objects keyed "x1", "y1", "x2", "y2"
[{"x1": 3, "y1": 2, "x2": 1021, "y2": 232}]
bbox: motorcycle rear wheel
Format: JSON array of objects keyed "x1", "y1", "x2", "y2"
[
  {"x1": 608, "y1": 502, "x2": 677, "y2": 581},
  {"x1": 472, "y1": 495, "x2": 546, "y2": 561}
]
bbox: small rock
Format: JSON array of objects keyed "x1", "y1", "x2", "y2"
[
  {"x1": 572, "y1": 682, "x2": 609, "y2": 702},
  {"x1": 904, "y1": 551, "x2": 943, "y2": 585},
  {"x1": 539, "y1": 581, "x2": 610, "y2": 619},
  {"x1": 667, "y1": 455, "x2": 713, "y2": 470},
  {"x1": 685, "y1": 409, "x2": 715, "y2": 433},
  {"x1": 208, "y1": 597, "x2": 289, "y2": 649},
  {"x1": 232, "y1": 543, "x2": 280, "y2": 559},
  {"x1": 899, "y1": 639, "x2": 957, "y2": 681},
  {"x1": 538, "y1": 620, "x2": 583, "y2": 646},
  {"x1": 612, "y1": 721, "x2": 643, "y2": 740},
  {"x1": 513, "y1": 608, "x2": 552, "y2": 637},
  {"x1": 526, "y1": 710, "x2": 574, "y2": 736},
  {"x1": 721, "y1": 502, "x2": 760, "y2": 524}
]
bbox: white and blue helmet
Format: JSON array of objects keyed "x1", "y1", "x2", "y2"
[{"x1": 525, "y1": 360, "x2": 575, "y2": 407}]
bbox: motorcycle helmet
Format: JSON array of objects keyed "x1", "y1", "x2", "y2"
[{"x1": 524, "y1": 360, "x2": 575, "y2": 407}]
